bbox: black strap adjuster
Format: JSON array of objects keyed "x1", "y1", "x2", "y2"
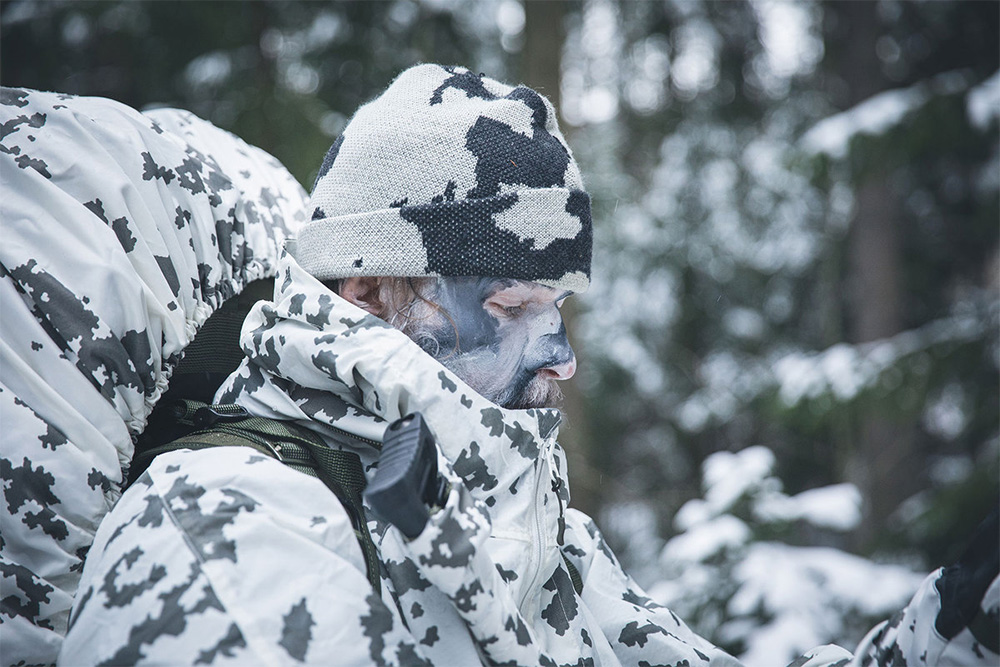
[{"x1": 193, "y1": 404, "x2": 250, "y2": 427}]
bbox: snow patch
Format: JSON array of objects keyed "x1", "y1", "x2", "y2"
[
  {"x1": 968, "y1": 69, "x2": 1000, "y2": 131},
  {"x1": 729, "y1": 543, "x2": 924, "y2": 666},
  {"x1": 803, "y1": 70, "x2": 976, "y2": 159},
  {"x1": 801, "y1": 86, "x2": 926, "y2": 159},
  {"x1": 703, "y1": 446, "x2": 777, "y2": 512},
  {"x1": 653, "y1": 445, "x2": 923, "y2": 667},
  {"x1": 755, "y1": 483, "x2": 862, "y2": 531},
  {"x1": 773, "y1": 312, "x2": 990, "y2": 407},
  {"x1": 185, "y1": 51, "x2": 232, "y2": 88},
  {"x1": 662, "y1": 514, "x2": 750, "y2": 563}
]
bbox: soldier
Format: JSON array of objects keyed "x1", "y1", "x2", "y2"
[{"x1": 60, "y1": 63, "x2": 745, "y2": 666}]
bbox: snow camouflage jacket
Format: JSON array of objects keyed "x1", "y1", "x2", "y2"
[
  {"x1": 60, "y1": 251, "x2": 748, "y2": 666},
  {"x1": 1, "y1": 88, "x2": 305, "y2": 665},
  {"x1": 59, "y1": 252, "x2": 1000, "y2": 667}
]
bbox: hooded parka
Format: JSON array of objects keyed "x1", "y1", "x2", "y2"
[{"x1": 60, "y1": 252, "x2": 748, "y2": 666}]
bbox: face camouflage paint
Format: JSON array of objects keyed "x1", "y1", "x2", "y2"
[{"x1": 415, "y1": 277, "x2": 576, "y2": 410}]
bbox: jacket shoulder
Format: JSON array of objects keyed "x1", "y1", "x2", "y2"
[{"x1": 63, "y1": 447, "x2": 383, "y2": 665}]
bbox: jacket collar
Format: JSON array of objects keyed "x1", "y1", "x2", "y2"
[{"x1": 217, "y1": 252, "x2": 566, "y2": 507}]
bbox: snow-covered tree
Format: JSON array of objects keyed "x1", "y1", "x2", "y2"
[
  {"x1": 650, "y1": 446, "x2": 925, "y2": 666},
  {"x1": 562, "y1": 0, "x2": 997, "y2": 572}
]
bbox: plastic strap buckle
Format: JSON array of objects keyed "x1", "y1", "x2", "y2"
[{"x1": 193, "y1": 404, "x2": 250, "y2": 427}]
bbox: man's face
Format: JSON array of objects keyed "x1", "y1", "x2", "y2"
[{"x1": 414, "y1": 278, "x2": 576, "y2": 410}]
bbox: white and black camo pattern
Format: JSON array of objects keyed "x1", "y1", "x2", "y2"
[
  {"x1": 63, "y1": 252, "x2": 741, "y2": 666},
  {"x1": 847, "y1": 564, "x2": 999, "y2": 667},
  {"x1": 295, "y1": 64, "x2": 593, "y2": 294},
  {"x1": 1, "y1": 88, "x2": 306, "y2": 666}
]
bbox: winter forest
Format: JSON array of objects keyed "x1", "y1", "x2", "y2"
[{"x1": 2, "y1": 0, "x2": 997, "y2": 663}]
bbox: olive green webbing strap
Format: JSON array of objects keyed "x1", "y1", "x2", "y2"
[
  {"x1": 133, "y1": 405, "x2": 381, "y2": 595},
  {"x1": 561, "y1": 552, "x2": 584, "y2": 596},
  {"x1": 266, "y1": 421, "x2": 382, "y2": 598}
]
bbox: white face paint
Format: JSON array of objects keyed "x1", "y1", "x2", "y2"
[{"x1": 413, "y1": 277, "x2": 576, "y2": 410}]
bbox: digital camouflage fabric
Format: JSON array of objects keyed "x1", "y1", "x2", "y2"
[
  {"x1": 62, "y1": 250, "x2": 744, "y2": 665},
  {"x1": 72, "y1": 251, "x2": 997, "y2": 666},
  {"x1": 0, "y1": 88, "x2": 306, "y2": 665}
]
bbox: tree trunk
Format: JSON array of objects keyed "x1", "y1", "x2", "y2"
[
  {"x1": 828, "y1": 0, "x2": 917, "y2": 551},
  {"x1": 522, "y1": 1, "x2": 564, "y2": 109},
  {"x1": 848, "y1": 177, "x2": 918, "y2": 550},
  {"x1": 521, "y1": 1, "x2": 601, "y2": 517}
]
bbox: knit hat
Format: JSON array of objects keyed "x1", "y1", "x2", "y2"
[{"x1": 292, "y1": 64, "x2": 592, "y2": 293}]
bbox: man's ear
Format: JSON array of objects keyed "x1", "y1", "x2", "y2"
[{"x1": 339, "y1": 277, "x2": 384, "y2": 316}]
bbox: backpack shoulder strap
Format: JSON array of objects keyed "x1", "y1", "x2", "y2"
[
  {"x1": 132, "y1": 401, "x2": 382, "y2": 594},
  {"x1": 560, "y1": 551, "x2": 584, "y2": 596}
]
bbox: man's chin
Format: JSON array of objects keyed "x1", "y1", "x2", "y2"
[
  {"x1": 440, "y1": 357, "x2": 564, "y2": 410},
  {"x1": 500, "y1": 377, "x2": 564, "y2": 410}
]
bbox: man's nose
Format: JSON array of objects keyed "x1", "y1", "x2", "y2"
[
  {"x1": 538, "y1": 354, "x2": 576, "y2": 381},
  {"x1": 536, "y1": 327, "x2": 577, "y2": 380}
]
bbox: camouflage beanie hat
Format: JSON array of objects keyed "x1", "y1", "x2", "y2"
[{"x1": 293, "y1": 64, "x2": 592, "y2": 293}]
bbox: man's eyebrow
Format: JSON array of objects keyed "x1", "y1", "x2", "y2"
[{"x1": 557, "y1": 290, "x2": 572, "y2": 301}]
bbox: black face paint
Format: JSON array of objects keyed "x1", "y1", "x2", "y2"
[
  {"x1": 416, "y1": 277, "x2": 575, "y2": 409},
  {"x1": 426, "y1": 278, "x2": 505, "y2": 354}
]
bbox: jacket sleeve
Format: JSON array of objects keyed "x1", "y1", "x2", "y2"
[
  {"x1": 849, "y1": 508, "x2": 999, "y2": 666},
  {"x1": 60, "y1": 447, "x2": 427, "y2": 666}
]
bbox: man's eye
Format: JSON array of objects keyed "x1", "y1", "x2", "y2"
[{"x1": 488, "y1": 301, "x2": 525, "y2": 317}]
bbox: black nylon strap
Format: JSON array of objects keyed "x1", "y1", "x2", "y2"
[{"x1": 172, "y1": 279, "x2": 273, "y2": 377}]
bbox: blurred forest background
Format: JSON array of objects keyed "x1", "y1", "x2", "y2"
[{"x1": 3, "y1": 0, "x2": 997, "y2": 662}]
